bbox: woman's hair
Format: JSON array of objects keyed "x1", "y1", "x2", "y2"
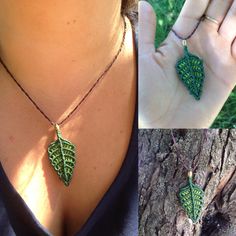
[
  {"x1": 122, "y1": 0, "x2": 137, "y2": 26},
  {"x1": 122, "y1": 0, "x2": 137, "y2": 14}
]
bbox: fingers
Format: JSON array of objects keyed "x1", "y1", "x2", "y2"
[
  {"x1": 204, "y1": 0, "x2": 233, "y2": 29},
  {"x1": 219, "y1": 0, "x2": 236, "y2": 42},
  {"x1": 139, "y1": 1, "x2": 156, "y2": 54},
  {"x1": 173, "y1": 0, "x2": 210, "y2": 38}
]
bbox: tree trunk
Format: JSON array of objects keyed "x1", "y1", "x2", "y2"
[{"x1": 139, "y1": 129, "x2": 236, "y2": 236}]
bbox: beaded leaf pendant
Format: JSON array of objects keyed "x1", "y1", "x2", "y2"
[
  {"x1": 176, "y1": 40, "x2": 205, "y2": 100},
  {"x1": 179, "y1": 171, "x2": 204, "y2": 223},
  {"x1": 48, "y1": 124, "x2": 76, "y2": 186}
]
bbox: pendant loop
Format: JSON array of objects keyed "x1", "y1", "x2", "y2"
[{"x1": 188, "y1": 171, "x2": 193, "y2": 178}]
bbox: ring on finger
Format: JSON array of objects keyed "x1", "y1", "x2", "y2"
[{"x1": 203, "y1": 15, "x2": 220, "y2": 25}]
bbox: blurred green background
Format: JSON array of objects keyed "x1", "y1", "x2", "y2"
[{"x1": 147, "y1": 0, "x2": 236, "y2": 128}]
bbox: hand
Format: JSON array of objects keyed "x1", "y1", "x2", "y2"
[{"x1": 139, "y1": 0, "x2": 236, "y2": 128}]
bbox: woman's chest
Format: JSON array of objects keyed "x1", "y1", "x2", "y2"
[
  {"x1": 0, "y1": 111, "x2": 135, "y2": 235},
  {"x1": 0, "y1": 46, "x2": 136, "y2": 235},
  {"x1": 0, "y1": 89, "x2": 135, "y2": 236}
]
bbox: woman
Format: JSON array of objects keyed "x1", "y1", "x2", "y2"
[
  {"x1": 139, "y1": 0, "x2": 236, "y2": 128},
  {"x1": 0, "y1": 0, "x2": 137, "y2": 235}
]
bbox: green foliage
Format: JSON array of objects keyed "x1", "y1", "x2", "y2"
[
  {"x1": 176, "y1": 46, "x2": 205, "y2": 100},
  {"x1": 148, "y1": 0, "x2": 185, "y2": 48},
  {"x1": 179, "y1": 177, "x2": 204, "y2": 223},
  {"x1": 148, "y1": 0, "x2": 236, "y2": 127},
  {"x1": 211, "y1": 87, "x2": 236, "y2": 128},
  {"x1": 48, "y1": 125, "x2": 76, "y2": 186}
]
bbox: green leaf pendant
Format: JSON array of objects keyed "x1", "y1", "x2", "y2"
[
  {"x1": 179, "y1": 171, "x2": 204, "y2": 223},
  {"x1": 48, "y1": 124, "x2": 76, "y2": 186},
  {"x1": 176, "y1": 40, "x2": 205, "y2": 100}
]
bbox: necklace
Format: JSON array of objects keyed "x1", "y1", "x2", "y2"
[
  {"x1": 171, "y1": 130, "x2": 205, "y2": 223},
  {"x1": 0, "y1": 16, "x2": 127, "y2": 186},
  {"x1": 172, "y1": 18, "x2": 205, "y2": 100}
]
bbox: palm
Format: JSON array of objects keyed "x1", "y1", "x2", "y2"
[{"x1": 139, "y1": 0, "x2": 236, "y2": 128}]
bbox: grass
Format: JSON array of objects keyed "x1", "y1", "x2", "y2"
[{"x1": 147, "y1": 0, "x2": 236, "y2": 128}]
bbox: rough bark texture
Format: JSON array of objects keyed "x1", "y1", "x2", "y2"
[{"x1": 139, "y1": 129, "x2": 236, "y2": 236}]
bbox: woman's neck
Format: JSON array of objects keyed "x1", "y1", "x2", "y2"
[
  {"x1": 0, "y1": 1, "x2": 124, "y2": 107},
  {"x1": 0, "y1": 0, "x2": 122, "y2": 57}
]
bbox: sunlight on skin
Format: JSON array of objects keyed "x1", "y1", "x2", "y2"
[
  {"x1": 8, "y1": 129, "x2": 70, "y2": 234},
  {"x1": 10, "y1": 134, "x2": 46, "y2": 190},
  {"x1": 10, "y1": 134, "x2": 57, "y2": 228},
  {"x1": 22, "y1": 176, "x2": 63, "y2": 233},
  {"x1": 124, "y1": 17, "x2": 136, "y2": 57}
]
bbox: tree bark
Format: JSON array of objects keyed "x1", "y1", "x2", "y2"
[{"x1": 139, "y1": 129, "x2": 236, "y2": 236}]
